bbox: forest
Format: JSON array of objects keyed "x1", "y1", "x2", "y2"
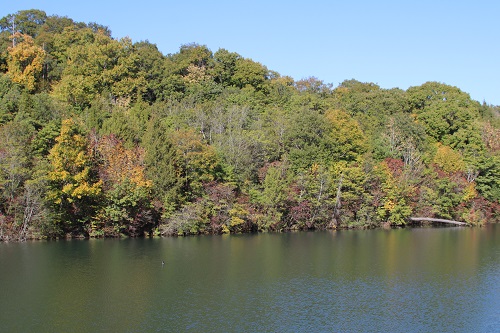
[{"x1": 0, "y1": 10, "x2": 499, "y2": 241}]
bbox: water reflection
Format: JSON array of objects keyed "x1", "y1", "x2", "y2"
[{"x1": 0, "y1": 225, "x2": 498, "y2": 332}]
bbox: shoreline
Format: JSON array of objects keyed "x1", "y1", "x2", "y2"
[{"x1": 1, "y1": 219, "x2": 487, "y2": 243}]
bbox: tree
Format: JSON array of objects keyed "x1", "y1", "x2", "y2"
[
  {"x1": 143, "y1": 116, "x2": 183, "y2": 216},
  {"x1": 329, "y1": 160, "x2": 373, "y2": 227},
  {"x1": 6, "y1": 33, "x2": 45, "y2": 91},
  {"x1": 407, "y1": 82, "x2": 482, "y2": 148},
  {"x1": 131, "y1": 40, "x2": 165, "y2": 103},
  {"x1": 285, "y1": 108, "x2": 330, "y2": 171},
  {"x1": 481, "y1": 121, "x2": 500, "y2": 154},
  {"x1": 211, "y1": 48, "x2": 240, "y2": 86},
  {"x1": 94, "y1": 134, "x2": 154, "y2": 237},
  {"x1": 46, "y1": 118, "x2": 102, "y2": 235},
  {"x1": 375, "y1": 114, "x2": 426, "y2": 172},
  {"x1": 286, "y1": 163, "x2": 333, "y2": 229},
  {"x1": 0, "y1": 74, "x2": 21, "y2": 123},
  {"x1": 231, "y1": 57, "x2": 268, "y2": 89},
  {"x1": 474, "y1": 155, "x2": 500, "y2": 203},
  {"x1": 0, "y1": 10, "x2": 47, "y2": 38},
  {"x1": 0, "y1": 120, "x2": 34, "y2": 221},
  {"x1": 51, "y1": 29, "x2": 146, "y2": 108},
  {"x1": 169, "y1": 129, "x2": 221, "y2": 200},
  {"x1": 206, "y1": 104, "x2": 264, "y2": 183},
  {"x1": 375, "y1": 159, "x2": 413, "y2": 225},
  {"x1": 324, "y1": 109, "x2": 367, "y2": 162},
  {"x1": 433, "y1": 144, "x2": 465, "y2": 174},
  {"x1": 253, "y1": 160, "x2": 291, "y2": 230},
  {"x1": 285, "y1": 109, "x2": 367, "y2": 171}
]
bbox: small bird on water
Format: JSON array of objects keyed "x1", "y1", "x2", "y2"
[{"x1": 162, "y1": 260, "x2": 165, "y2": 266}]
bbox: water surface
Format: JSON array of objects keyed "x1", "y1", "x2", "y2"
[{"x1": 1, "y1": 225, "x2": 499, "y2": 332}]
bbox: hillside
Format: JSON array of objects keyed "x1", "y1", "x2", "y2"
[{"x1": 1, "y1": 10, "x2": 499, "y2": 240}]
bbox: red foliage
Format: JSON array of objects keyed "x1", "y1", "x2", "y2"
[
  {"x1": 384, "y1": 158, "x2": 404, "y2": 177},
  {"x1": 470, "y1": 197, "x2": 500, "y2": 222},
  {"x1": 288, "y1": 200, "x2": 313, "y2": 227},
  {"x1": 203, "y1": 181, "x2": 236, "y2": 203}
]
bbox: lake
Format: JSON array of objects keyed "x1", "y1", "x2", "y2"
[{"x1": 1, "y1": 225, "x2": 499, "y2": 332}]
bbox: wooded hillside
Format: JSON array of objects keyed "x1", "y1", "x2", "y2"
[{"x1": 1, "y1": 10, "x2": 499, "y2": 240}]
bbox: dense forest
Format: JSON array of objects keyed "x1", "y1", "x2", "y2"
[{"x1": 0, "y1": 10, "x2": 499, "y2": 241}]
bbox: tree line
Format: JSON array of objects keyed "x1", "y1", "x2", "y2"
[{"x1": 0, "y1": 9, "x2": 499, "y2": 241}]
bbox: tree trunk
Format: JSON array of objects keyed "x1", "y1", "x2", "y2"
[
  {"x1": 331, "y1": 174, "x2": 343, "y2": 228},
  {"x1": 409, "y1": 217, "x2": 467, "y2": 226}
]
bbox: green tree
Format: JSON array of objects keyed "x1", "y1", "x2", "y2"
[
  {"x1": 0, "y1": 10, "x2": 47, "y2": 37},
  {"x1": 207, "y1": 104, "x2": 264, "y2": 183},
  {"x1": 474, "y1": 155, "x2": 500, "y2": 203},
  {"x1": 143, "y1": 116, "x2": 183, "y2": 216},
  {"x1": 285, "y1": 108, "x2": 330, "y2": 171},
  {"x1": 375, "y1": 113, "x2": 426, "y2": 166},
  {"x1": 131, "y1": 40, "x2": 165, "y2": 103},
  {"x1": 407, "y1": 82, "x2": 482, "y2": 149},
  {"x1": 286, "y1": 109, "x2": 366, "y2": 171},
  {"x1": 0, "y1": 74, "x2": 21, "y2": 123},
  {"x1": 231, "y1": 57, "x2": 268, "y2": 89},
  {"x1": 253, "y1": 160, "x2": 291, "y2": 230},
  {"x1": 0, "y1": 120, "x2": 34, "y2": 220},
  {"x1": 211, "y1": 48, "x2": 240, "y2": 86}
]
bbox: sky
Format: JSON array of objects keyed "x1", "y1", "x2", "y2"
[{"x1": 2, "y1": 1, "x2": 500, "y2": 105}]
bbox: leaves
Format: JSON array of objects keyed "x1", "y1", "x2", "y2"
[
  {"x1": 433, "y1": 144, "x2": 465, "y2": 173},
  {"x1": 6, "y1": 33, "x2": 45, "y2": 91},
  {"x1": 46, "y1": 118, "x2": 102, "y2": 232},
  {"x1": 1, "y1": 10, "x2": 500, "y2": 239}
]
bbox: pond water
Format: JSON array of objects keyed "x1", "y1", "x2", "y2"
[{"x1": 1, "y1": 225, "x2": 499, "y2": 332}]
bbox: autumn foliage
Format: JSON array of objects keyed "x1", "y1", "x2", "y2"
[{"x1": 0, "y1": 10, "x2": 499, "y2": 240}]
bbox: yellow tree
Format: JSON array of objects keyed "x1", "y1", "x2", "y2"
[
  {"x1": 51, "y1": 29, "x2": 147, "y2": 108},
  {"x1": 433, "y1": 144, "x2": 465, "y2": 174},
  {"x1": 6, "y1": 32, "x2": 45, "y2": 91},
  {"x1": 375, "y1": 159, "x2": 413, "y2": 225},
  {"x1": 324, "y1": 109, "x2": 368, "y2": 162},
  {"x1": 47, "y1": 118, "x2": 102, "y2": 234},
  {"x1": 169, "y1": 129, "x2": 220, "y2": 200}
]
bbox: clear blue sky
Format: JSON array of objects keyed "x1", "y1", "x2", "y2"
[{"x1": 2, "y1": 1, "x2": 499, "y2": 105}]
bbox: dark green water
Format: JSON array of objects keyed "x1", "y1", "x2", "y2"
[{"x1": 1, "y1": 225, "x2": 499, "y2": 332}]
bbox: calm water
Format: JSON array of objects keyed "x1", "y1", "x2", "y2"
[{"x1": 1, "y1": 225, "x2": 499, "y2": 332}]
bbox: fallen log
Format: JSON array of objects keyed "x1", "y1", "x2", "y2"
[{"x1": 409, "y1": 217, "x2": 467, "y2": 226}]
